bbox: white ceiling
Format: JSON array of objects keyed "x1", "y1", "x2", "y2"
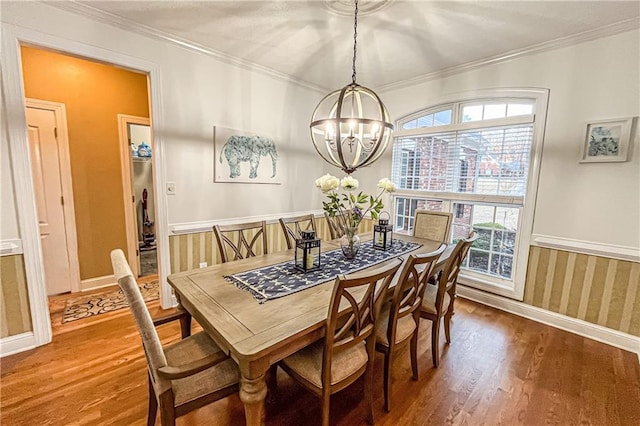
[{"x1": 71, "y1": 1, "x2": 639, "y2": 90}]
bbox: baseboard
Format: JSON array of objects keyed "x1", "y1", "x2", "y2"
[
  {"x1": 0, "y1": 332, "x2": 36, "y2": 357},
  {"x1": 80, "y1": 275, "x2": 117, "y2": 292},
  {"x1": 458, "y1": 285, "x2": 640, "y2": 356}
]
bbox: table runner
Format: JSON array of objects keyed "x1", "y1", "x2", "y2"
[{"x1": 224, "y1": 240, "x2": 422, "y2": 303}]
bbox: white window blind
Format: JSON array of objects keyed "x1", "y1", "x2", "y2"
[{"x1": 391, "y1": 124, "x2": 534, "y2": 204}]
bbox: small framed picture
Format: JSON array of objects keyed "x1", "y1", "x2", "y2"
[{"x1": 580, "y1": 117, "x2": 636, "y2": 163}]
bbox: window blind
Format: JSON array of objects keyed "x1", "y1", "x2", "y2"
[{"x1": 391, "y1": 123, "x2": 534, "y2": 201}]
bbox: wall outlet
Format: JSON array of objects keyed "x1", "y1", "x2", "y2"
[
  {"x1": 199, "y1": 262, "x2": 207, "y2": 268},
  {"x1": 166, "y1": 182, "x2": 176, "y2": 195}
]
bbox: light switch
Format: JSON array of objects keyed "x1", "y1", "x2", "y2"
[{"x1": 166, "y1": 182, "x2": 176, "y2": 195}]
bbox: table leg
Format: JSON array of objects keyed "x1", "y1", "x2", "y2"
[{"x1": 240, "y1": 373, "x2": 267, "y2": 426}]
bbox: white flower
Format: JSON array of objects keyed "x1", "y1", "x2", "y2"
[
  {"x1": 377, "y1": 178, "x2": 396, "y2": 193},
  {"x1": 314, "y1": 174, "x2": 339, "y2": 192},
  {"x1": 340, "y1": 176, "x2": 359, "y2": 191}
]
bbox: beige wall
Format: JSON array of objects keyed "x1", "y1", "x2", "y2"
[
  {"x1": 0, "y1": 255, "x2": 32, "y2": 338},
  {"x1": 20, "y1": 46, "x2": 150, "y2": 280},
  {"x1": 168, "y1": 217, "x2": 373, "y2": 273},
  {"x1": 525, "y1": 247, "x2": 640, "y2": 337}
]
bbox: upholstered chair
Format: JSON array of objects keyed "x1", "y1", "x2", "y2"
[
  {"x1": 277, "y1": 258, "x2": 403, "y2": 426},
  {"x1": 213, "y1": 220, "x2": 268, "y2": 263},
  {"x1": 375, "y1": 244, "x2": 446, "y2": 412},
  {"x1": 279, "y1": 214, "x2": 317, "y2": 249},
  {"x1": 110, "y1": 249, "x2": 240, "y2": 426},
  {"x1": 420, "y1": 231, "x2": 478, "y2": 367},
  {"x1": 413, "y1": 210, "x2": 453, "y2": 242}
]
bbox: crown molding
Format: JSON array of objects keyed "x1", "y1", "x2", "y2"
[
  {"x1": 378, "y1": 17, "x2": 640, "y2": 93},
  {"x1": 49, "y1": 1, "x2": 328, "y2": 94}
]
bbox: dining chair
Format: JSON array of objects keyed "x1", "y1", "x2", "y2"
[
  {"x1": 324, "y1": 211, "x2": 350, "y2": 240},
  {"x1": 375, "y1": 244, "x2": 446, "y2": 412},
  {"x1": 110, "y1": 249, "x2": 240, "y2": 426},
  {"x1": 279, "y1": 214, "x2": 317, "y2": 249},
  {"x1": 420, "y1": 231, "x2": 478, "y2": 367},
  {"x1": 214, "y1": 220, "x2": 268, "y2": 263},
  {"x1": 277, "y1": 258, "x2": 403, "y2": 426},
  {"x1": 413, "y1": 210, "x2": 453, "y2": 242}
]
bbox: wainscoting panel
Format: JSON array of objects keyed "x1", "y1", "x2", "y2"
[
  {"x1": 524, "y1": 246, "x2": 640, "y2": 337},
  {"x1": 168, "y1": 216, "x2": 373, "y2": 274},
  {"x1": 0, "y1": 254, "x2": 33, "y2": 338}
]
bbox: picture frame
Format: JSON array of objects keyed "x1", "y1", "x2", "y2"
[
  {"x1": 580, "y1": 117, "x2": 635, "y2": 163},
  {"x1": 214, "y1": 126, "x2": 282, "y2": 184}
]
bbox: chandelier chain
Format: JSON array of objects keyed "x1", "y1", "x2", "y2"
[{"x1": 351, "y1": 0, "x2": 358, "y2": 84}]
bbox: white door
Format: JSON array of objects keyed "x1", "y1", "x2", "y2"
[{"x1": 26, "y1": 107, "x2": 72, "y2": 295}]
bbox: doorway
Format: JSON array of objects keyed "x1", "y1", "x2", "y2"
[
  {"x1": 118, "y1": 115, "x2": 158, "y2": 278},
  {"x1": 20, "y1": 46, "x2": 154, "y2": 297}
]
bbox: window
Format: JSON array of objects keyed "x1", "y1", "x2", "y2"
[{"x1": 392, "y1": 91, "x2": 547, "y2": 300}]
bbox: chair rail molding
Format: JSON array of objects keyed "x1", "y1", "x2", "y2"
[
  {"x1": 169, "y1": 209, "x2": 325, "y2": 235},
  {"x1": 532, "y1": 234, "x2": 640, "y2": 262},
  {"x1": 0, "y1": 332, "x2": 37, "y2": 358},
  {"x1": 0, "y1": 239, "x2": 23, "y2": 256},
  {"x1": 459, "y1": 286, "x2": 640, "y2": 356}
]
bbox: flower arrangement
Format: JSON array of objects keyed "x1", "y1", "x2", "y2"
[{"x1": 315, "y1": 173, "x2": 396, "y2": 236}]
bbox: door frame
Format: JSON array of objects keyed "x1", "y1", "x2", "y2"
[
  {"x1": 26, "y1": 98, "x2": 81, "y2": 293},
  {"x1": 117, "y1": 114, "x2": 152, "y2": 278},
  {"x1": 2, "y1": 24, "x2": 172, "y2": 351}
]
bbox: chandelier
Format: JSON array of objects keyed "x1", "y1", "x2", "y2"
[{"x1": 310, "y1": 0, "x2": 393, "y2": 175}]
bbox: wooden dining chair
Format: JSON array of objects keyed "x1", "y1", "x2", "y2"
[
  {"x1": 279, "y1": 214, "x2": 317, "y2": 249},
  {"x1": 277, "y1": 258, "x2": 403, "y2": 426},
  {"x1": 413, "y1": 210, "x2": 453, "y2": 242},
  {"x1": 375, "y1": 244, "x2": 446, "y2": 412},
  {"x1": 420, "y1": 231, "x2": 478, "y2": 367},
  {"x1": 324, "y1": 211, "x2": 350, "y2": 240},
  {"x1": 110, "y1": 249, "x2": 240, "y2": 426},
  {"x1": 214, "y1": 220, "x2": 268, "y2": 263}
]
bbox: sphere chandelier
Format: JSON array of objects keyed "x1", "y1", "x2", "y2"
[{"x1": 310, "y1": 0, "x2": 393, "y2": 175}]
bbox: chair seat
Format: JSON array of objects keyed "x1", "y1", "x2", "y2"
[
  {"x1": 421, "y1": 284, "x2": 450, "y2": 315},
  {"x1": 281, "y1": 339, "x2": 368, "y2": 388},
  {"x1": 164, "y1": 332, "x2": 240, "y2": 406},
  {"x1": 375, "y1": 303, "x2": 417, "y2": 347}
]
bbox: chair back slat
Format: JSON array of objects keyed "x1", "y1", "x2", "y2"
[
  {"x1": 214, "y1": 221, "x2": 268, "y2": 263},
  {"x1": 413, "y1": 210, "x2": 453, "y2": 242},
  {"x1": 437, "y1": 231, "x2": 478, "y2": 309},
  {"x1": 385, "y1": 245, "x2": 446, "y2": 344},
  {"x1": 322, "y1": 258, "x2": 402, "y2": 387},
  {"x1": 279, "y1": 214, "x2": 317, "y2": 249},
  {"x1": 324, "y1": 211, "x2": 350, "y2": 240},
  {"x1": 110, "y1": 249, "x2": 170, "y2": 395}
]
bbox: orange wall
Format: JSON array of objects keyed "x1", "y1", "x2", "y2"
[{"x1": 21, "y1": 46, "x2": 150, "y2": 280}]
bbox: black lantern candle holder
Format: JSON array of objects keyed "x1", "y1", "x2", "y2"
[
  {"x1": 295, "y1": 230, "x2": 321, "y2": 272},
  {"x1": 373, "y1": 212, "x2": 393, "y2": 251}
]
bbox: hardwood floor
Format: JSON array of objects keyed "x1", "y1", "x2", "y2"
[{"x1": 1, "y1": 296, "x2": 639, "y2": 425}]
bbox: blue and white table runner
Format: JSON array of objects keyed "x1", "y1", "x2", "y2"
[{"x1": 224, "y1": 240, "x2": 422, "y2": 303}]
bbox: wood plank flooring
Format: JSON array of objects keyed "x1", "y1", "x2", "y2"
[{"x1": 1, "y1": 292, "x2": 639, "y2": 425}]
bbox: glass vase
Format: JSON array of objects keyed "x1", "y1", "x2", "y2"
[{"x1": 340, "y1": 226, "x2": 361, "y2": 260}]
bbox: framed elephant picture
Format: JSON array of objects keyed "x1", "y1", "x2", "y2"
[{"x1": 214, "y1": 126, "x2": 282, "y2": 184}]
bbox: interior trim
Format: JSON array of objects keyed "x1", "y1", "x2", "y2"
[
  {"x1": 80, "y1": 275, "x2": 117, "y2": 292},
  {"x1": 0, "y1": 332, "x2": 36, "y2": 358},
  {"x1": 49, "y1": 1, "x2": 327, "y2": 94},
  {"x1": 458, "y1": 286, "x2": 640, "y2": 356},
  {"x1": 532, "y1": 234, "x2": 639, "y2": 262},
  {"x1": 169, "y1": 209, "x2": 325, "y2": 235},
  {"x1": 379, "y1": 17, "x2": 640, "y2": 92},
  {"x1": 0, "y1": 239, "x2": 23, "y2": 256}
]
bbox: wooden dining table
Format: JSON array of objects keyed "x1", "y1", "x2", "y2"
[{"x1": 167, "y1": 233, "x2": 451, "y2": 425}]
